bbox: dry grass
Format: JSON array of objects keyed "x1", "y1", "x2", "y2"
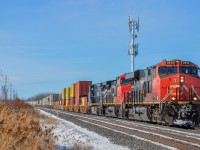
[
  {"x1": 45, "y1": 117, "x2": 57, "y2": 125},
  {"x1": 37, "y1": 111, "x2": 56, "y2": 125},
  {"x1": 0, "y1": 100, "x2": 55, "y2": 150},
  {"x1": 73, "y1": 142, "x2": 94, "y2": 150}
]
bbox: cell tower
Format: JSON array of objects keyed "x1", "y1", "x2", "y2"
[{"x1": 128, "y1": 16, "x2": 139, "y2": 73}]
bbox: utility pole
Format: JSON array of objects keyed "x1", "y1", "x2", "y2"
[
  {"x1": 0, "y1": 69, "x2": 17, "y2": 100},
  {"x1": 8, "y1": 82, "x2": 12, "y2": 100},
  {"x1": 2, "y1": 75, "x2": 8, "y2": 100},
  {"x1": 128, "y1": 16, "x2": 139, "y2": 74},
  {"x1": 13, "y1": 88, "x2": 15, "y2": 100},
  {"x1": 12, "y1": 88, "x2": 18, "y2": 100},
  {"x1": 15, "y1": 90, "x2": 18, "y2": 99},
  {"x1": 0, "y1": 69, "x2": 3, "y2": 100}
]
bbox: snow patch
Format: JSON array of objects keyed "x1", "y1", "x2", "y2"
[
  {"x1": 39, "y1": 109, "x2": 129, "y2": 150},
  {"x1": 173, "y1": 119, "x2": 193, "y2": 127}
]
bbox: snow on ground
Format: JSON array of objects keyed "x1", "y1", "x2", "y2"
[{"x1": 39, "y1": 109, "x2": 129, "y2": 150}]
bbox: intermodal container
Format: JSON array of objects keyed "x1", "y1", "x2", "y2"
[
  {"x1": 70, "y1": 84, "x2": 75, "y2": 98},
  {"x1": 66, "y1": 88, "x2": 70, "y2": 100},
  {"x1": 70, "y1": 97, "x2": 75, "y2": 105},
  {"x1": 62, "y1": 88, "x2": 66, "y2": 105},
  {"x1": 62, "y1": 100, "x2": 65, "y2": 106},
  {"x1": 66, "y1": 99, "x2": 69, "y2": 106},
  {"x1": 62, "y1": 88, "x2": 67, "y2": 99},
  {"x1": 75, "y1": 81, "x2": 92, "y2": 105},
  {"x1": 54, "y1": 101, "x2": 59, "y2": 109},
  {"x1": 81, "y1": 97, "x2": 88, "y2": 106}
]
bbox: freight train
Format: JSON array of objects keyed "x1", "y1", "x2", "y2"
[{"x1": 38, "y1": 59, "x2": 200, "y2": 127}]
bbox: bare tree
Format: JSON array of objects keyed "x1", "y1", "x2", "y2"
[
  {"x1": 1, "y1": 75, "x2": 9, "y2": 100},
  {"x1": 26, "y1": 92, "x2": 53, "y2": 101},
  {"x1": 1, "y1": 85, "x2": 8, "y2": 100}
]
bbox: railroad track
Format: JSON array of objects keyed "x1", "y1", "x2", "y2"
[{"x1": 40, "y1": 108, "x2": 200, "y2": 150}]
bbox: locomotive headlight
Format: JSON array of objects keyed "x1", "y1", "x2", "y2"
[
  {"x1": 193, "y1": 96, "x2": 198, "y2": 101},
  {"x1": 171, "y1": 96, "x2": 176, "y2": 100},
  {"x1": 180, "y1": 76, "x2": 184, "y2": 83}
]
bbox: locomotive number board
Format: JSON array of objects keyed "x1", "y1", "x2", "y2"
[
  {"x1": 182, "y1": 61, "x2": 190, "y2": 65},
  {"x1": 166, "y1": 61, "x2": 176, "y2": 65}
]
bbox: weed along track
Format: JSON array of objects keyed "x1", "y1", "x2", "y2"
[{"x1": 0, "y1": 100, "x2": 55, "y2": 150}]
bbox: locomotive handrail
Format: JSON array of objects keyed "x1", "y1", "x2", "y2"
[
  {"x1": 192, "y1": 85, "x2": 200, "y2": 99},
  {"x1": 159, "y1": 87, "x2": 174, "y2": 115},
  {"x1": 160, "y1": 87, "x2": 174, "y2": 103}
]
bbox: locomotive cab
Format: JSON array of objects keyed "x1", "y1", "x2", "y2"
[
  {"x1": 158, "y1": 60, "x2": 200, "y2": 102},
  {"x1": 156, "y1": 60, "x2": 200, "y2": 126},
  {"x1": 126, "y1": 59, "x2": 200, "y2": 127}
]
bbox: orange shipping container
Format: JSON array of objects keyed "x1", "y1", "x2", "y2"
[
  {"x1": 75, "y1": 81, "x2": 92, "y2": 105},
  {"x1": 62, "y1": 99, "x2": 65, "y2": 105},
  {"x1": 70, "y1": 97, "x2": 75, "y2": 105}
]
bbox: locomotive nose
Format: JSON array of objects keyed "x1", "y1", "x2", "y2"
[
  {"x1": 170, "y1": 74, "x2": 199, "y2": 101},
  {"x1": 168, "y1": 75, "x2": 185, "y2": 101}
]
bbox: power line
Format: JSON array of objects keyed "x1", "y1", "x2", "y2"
[{"x1": 0, "y1": 68, "x2": 18, "y2": 100}]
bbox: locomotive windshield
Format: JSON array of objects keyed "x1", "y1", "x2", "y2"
[
  {"x1": 158, "y1": 67, "x2": 178, "y2": 78},
  {"x1": 180, "y1": 67, "x2": 197, "y2": 75},
  {"x1": 159, "y1": 66, "x2": 198, "y2": 77},
  {"x1": 121, "y1": 78, "x2": 130, "y2": 85}
]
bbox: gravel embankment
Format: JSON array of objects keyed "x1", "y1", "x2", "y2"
[{"x1": 42, "y1": 108, "x2": 169, "y2": 150}]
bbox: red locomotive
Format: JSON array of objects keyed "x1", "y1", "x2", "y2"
[{"x1": 88, "y1": 59, "x2": 200, "y2": 127}]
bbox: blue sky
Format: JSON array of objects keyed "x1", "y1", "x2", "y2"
[{"x1": 0, "y1": 0, "x2": 200, "y2": 99}]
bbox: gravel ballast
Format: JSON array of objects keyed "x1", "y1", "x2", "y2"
[{"x1": 41, "y1": 108, "x2": 170, "y2": 150}]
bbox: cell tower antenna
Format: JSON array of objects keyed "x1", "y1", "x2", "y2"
[{"x1": 128, "y1": 15, "x2": 139, "y2": 74}]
